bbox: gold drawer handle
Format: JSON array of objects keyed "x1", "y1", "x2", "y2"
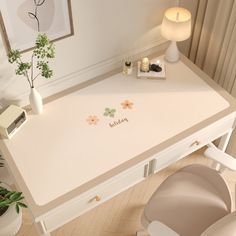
[
  {"x1": 190, "y1": 141, "x2": 200, "y2": 147},
  {"x1": 95, "y1": 195, "x2": 101, "y2": 202}
]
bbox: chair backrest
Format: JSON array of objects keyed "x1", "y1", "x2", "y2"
[
  {"x1": 148, "y1": 221, "x2": 180, "y2": 236},
  {"x1": 201, "y1": 211, "x2": 236, "y2": 236}
]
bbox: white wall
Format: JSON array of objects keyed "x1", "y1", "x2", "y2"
[{"x1": 0, "y1": 0, "x2": 174, "y2": 107}]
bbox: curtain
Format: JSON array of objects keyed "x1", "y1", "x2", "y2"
[{"x1": 179, "y1": 0, "x2": 236, "y2": 96}]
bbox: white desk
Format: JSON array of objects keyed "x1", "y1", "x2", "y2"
[{"x1": 1, "y1": 54, "x2": 236, "y2": 235}]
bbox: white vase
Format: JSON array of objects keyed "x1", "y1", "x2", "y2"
[{"x1": 29, "y1": 87, "x2": 43, "y2": 114}]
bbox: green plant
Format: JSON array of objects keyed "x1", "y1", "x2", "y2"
[
  {"x1": 0, "y1": 183, "x2": 27, "y2": 215},
  {"x1": 8, "y1": 33, "x2": 55, "y2": 88}
]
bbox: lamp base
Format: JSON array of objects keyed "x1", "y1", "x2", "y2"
[{"x1": 164, "y1": 41, "x2": 180, "y2": 63}]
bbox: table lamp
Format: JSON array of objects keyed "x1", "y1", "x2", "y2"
[{"x1": 161, "y1": 7, "x2": 191, "y2": 62}]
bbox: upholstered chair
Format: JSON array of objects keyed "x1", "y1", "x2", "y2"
[{"x1": 137, "y1": 143, "x2": 236, "y2": 236}]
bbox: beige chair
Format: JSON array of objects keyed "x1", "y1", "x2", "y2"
[{"x1": 137, "y1": 143, "x2": 236, "y2": 236}]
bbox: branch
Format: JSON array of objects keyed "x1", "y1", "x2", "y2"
[
  {"x1": 31, "y1": 54, "x2": 34, "y2": 84},
  {"x1": 33, "y1": 73, "x2": 40, "y2": 81},
  {"x1": 17, "y1": 58, "x2": 33, "y2": 88},
  {"x1": 25, "y1": 73, "x2": 33, "y2": 88}
]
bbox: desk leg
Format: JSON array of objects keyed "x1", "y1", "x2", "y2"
[
  {"x1": 211, "y1": 129, "x2": 233, "y2": 171},
  {"x1": 35, "y1": 221, "x2": 51, "y2": 236}
]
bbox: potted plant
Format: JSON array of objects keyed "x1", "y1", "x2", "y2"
[
  {"x1": 0, "y1": 183, "x2": 27, "y2": 216},
  {"x1": 8, "y1": 34, "x2": 55, "y2": 114},
  {"x1": 0, "y1": 183, "x2": 27, "y2": 235},
  {"x1": 0, "y1": 154, "x2": 27, "y2": 235}
]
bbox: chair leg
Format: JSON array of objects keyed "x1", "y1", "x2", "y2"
[
  {"x1": 136, "y1": 230, "x2": 149, "y2": 236},
  {"x1": 211, "y1": 130, "x2": 233, "y2": 171}
]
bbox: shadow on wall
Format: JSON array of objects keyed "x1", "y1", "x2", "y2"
[
  {"x1": 0, "y1": 98, "x2": 21, "y2": 110},
  {"x1": 0, "y1": 47, "x2": 21, "y2": 109},
  {"x1": 0, "y1": 18, "x2": 18, "y2": 109}
]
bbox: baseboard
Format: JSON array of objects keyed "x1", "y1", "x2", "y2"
[{"x1": 16, "y1": 38, "x2": 168, "y2": 106}]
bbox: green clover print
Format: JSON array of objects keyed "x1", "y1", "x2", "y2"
[{"x1": 103, "y1": 108, "x2": 116, "y2": 117}]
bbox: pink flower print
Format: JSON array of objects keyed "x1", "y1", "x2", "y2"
[
  {"x1": 86, "y1": 115, "x2": 99, "y2": 125},
  {"x1": 121, "y1": 100, "x2": 134, "y2": 109}
]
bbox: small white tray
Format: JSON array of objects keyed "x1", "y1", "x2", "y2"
[{"x1": 137, "y1": 60, "x2": 166, "y2": 80}]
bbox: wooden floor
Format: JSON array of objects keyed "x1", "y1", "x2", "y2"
[{"x1": 17, "y1": 131, "x2": 236, "y2": 236}]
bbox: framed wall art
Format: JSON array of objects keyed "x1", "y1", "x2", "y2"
[{"x1": 0, "y1": 0, "x2": 74, "y2": 53}]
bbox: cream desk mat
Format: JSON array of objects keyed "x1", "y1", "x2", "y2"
[{"x1": 2, "y1": 59, "x2": 230, "y2": 206}]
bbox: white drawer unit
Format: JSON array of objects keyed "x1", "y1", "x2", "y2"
[
  {"x1": 39, "y1": 163, "x2": 147, "y2": 233},
  {"x1": 152, "y1": 114, "x2": 235, "y2": 174}
]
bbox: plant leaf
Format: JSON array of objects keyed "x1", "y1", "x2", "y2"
[
  {"x1": 17, "y1": 202, "x2": 27, "y2": 208},
  {"x1": 0, "y1": 189, "x2": 8, "y2": 195},
  {"x1": 15, "y1": 203, "x2": 20, "y2": 214},
  {"x1": 10, "y1": 192, "x2": 22, "y2": 201},
  {"x1": 17, "y1": 197, "x2": 25, "y2": 202},
  {"x1": 0, "y1": 200, "x2": 11, "y2": 206},
  {"x1": 5, "y1": 192, "x2": 12, "y2": 198}
]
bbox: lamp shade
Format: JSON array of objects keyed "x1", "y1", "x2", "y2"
[{"x1": 161, "y1": 7, "x2": 191, "y2": 42}]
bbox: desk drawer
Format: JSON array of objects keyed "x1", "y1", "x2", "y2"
[
  {"x1": 154, "y1": 115, "x2": 235, "y2": 173},
  {"x1": 42, "y1": 163, "x2": 146, "y2": 232}
]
